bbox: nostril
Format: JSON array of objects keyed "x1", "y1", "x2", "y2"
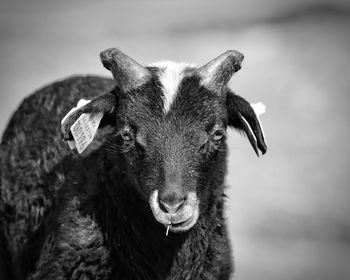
[{"x1": 159, "y1": 198, "x2": 185, "y2": 213}]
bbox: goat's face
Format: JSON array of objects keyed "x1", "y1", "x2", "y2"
[
  {"x1": 117, "y1": 70, "x2": 229, "y2": 232},
  {"x1": 62, "y1": 48, "x2": 267, "y2": 233}
]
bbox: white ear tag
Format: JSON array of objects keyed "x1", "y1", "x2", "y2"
[
  {"x1": 70, "y1": 112, "x2": 103, "y2": 154},
  {"x1": 250, "y1": 102, "x2": 266, "y2": 139},
  {"x1": 61, "y1": 99, "x2": 102, "y2": 153},
  {"x1": 61, "y1": 99, "x2": 91, "y2": 125}
]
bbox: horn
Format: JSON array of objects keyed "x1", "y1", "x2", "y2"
[
  {"x1": 198, "y1": 50, "x2": 244, "y2": 93},
  {"x1": 100, "y1": 48, "x2": 151, "y2": 92}
]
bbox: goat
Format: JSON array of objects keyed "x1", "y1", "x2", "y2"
[{"x1": 0, "y1": 48, "x2": 267, "y2": 280}]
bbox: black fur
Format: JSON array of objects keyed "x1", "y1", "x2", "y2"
[{"x1": 1, "y1": 64, "x2": 266, "y2": 279}]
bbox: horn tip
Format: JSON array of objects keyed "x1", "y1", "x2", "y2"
[
  {"x1": 225, "y1": 50, "x2": 244, "y2": 64},
  {"x1": 100, "y1": 48, "x2": 124, "y2": 70},
  {"x1": 100, "y1": 48, "x2": 121, "y2": 63}
]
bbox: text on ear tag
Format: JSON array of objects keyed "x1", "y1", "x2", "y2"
[{"x1": 70, "y1": 112, "x2": 103, "y2": 153}]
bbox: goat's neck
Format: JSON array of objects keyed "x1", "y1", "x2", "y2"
[{"x1": 99, "y1": 168, "x2": 225, "y2": 278}]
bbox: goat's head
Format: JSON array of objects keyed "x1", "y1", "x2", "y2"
[{"x1": 62, "y1": 48, "x2": 266, "y2": 233}]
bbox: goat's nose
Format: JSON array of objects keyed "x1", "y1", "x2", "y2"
[
  {"x1": 159, "y1": 189, "x2": 185, "y2": 213},
  {"x1": 159, "y1": 198, "x2": 185, "y2": 213}
]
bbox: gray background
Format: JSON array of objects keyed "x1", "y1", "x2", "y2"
[{"x1": 1, "y1": 0, "x2": 350, "y2": 279}]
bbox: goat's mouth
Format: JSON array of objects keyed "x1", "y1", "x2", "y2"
[
  {"x1": 167, "y1": 209, "x2": 199, "y2": 232},
  {"x1": 149, "y1": 190, "x2": 199, "y2": 233}
]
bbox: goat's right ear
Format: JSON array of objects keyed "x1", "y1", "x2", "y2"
[
  {"x1": 226, "y1": 91, "x2": 267, "y2": 156},
  {"x1": 61, "y1": 92, "x2": 117, "y2": 152}
]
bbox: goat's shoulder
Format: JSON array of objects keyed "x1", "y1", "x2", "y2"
[
  {"x1": 28, "y1": 154, "x2": 115, "y2": 279},
  {"x1": 27, "y1": 196, "x2": 111, "y2": 280}
]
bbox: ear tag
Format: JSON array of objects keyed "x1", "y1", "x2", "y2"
[
  {"x1": 70, "y1": 112, "x2": 103, "y2": 154},
  {"x1": 61, "y1": 99, "x2": 91, "y2": 125},
  {"x1": 61, "y1": 99, "x2": 102, "y2": 153},
  {"x1": 250, "y1": 102, "x2": 266, "y2": 139},
  {"x1": 239, "y1": 102, "x2": 266, "y2": 157}
]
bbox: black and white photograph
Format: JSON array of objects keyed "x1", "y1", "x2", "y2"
[{"x1": 1, "y1": 0, "x2": 350, "y2": 279}]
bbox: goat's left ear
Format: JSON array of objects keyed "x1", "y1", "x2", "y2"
[
  {"x1": 61, "y1": 92, "x2": 117, "y2": 153},
  {"x1": 226, "y1": 91, "x2": 267, "y2": 156}
]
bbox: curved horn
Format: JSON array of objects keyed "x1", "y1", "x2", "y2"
[
  {"x1": 100, "y1": 48, "x2": 152, "y2": 92},
  {"x1": 198, "y1": 50, "x2": 244, "y2": 94}
]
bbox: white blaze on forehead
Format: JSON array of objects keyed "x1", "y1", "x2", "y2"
[{"x1": 150, "y1": 61, "x2": 196, "y2": 112}]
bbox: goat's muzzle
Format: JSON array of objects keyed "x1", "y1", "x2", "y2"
[{"x1": 150, "y1": 190, "x2": 199, "y2": 233}]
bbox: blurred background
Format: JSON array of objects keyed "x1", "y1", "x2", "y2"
[{"x1": 1, "y1": 0, "x2": 350, "y2": 279}]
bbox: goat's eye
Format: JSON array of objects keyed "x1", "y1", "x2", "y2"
[{"x1": 212, "y1": 130, "x2": 225, "y2": 141}]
